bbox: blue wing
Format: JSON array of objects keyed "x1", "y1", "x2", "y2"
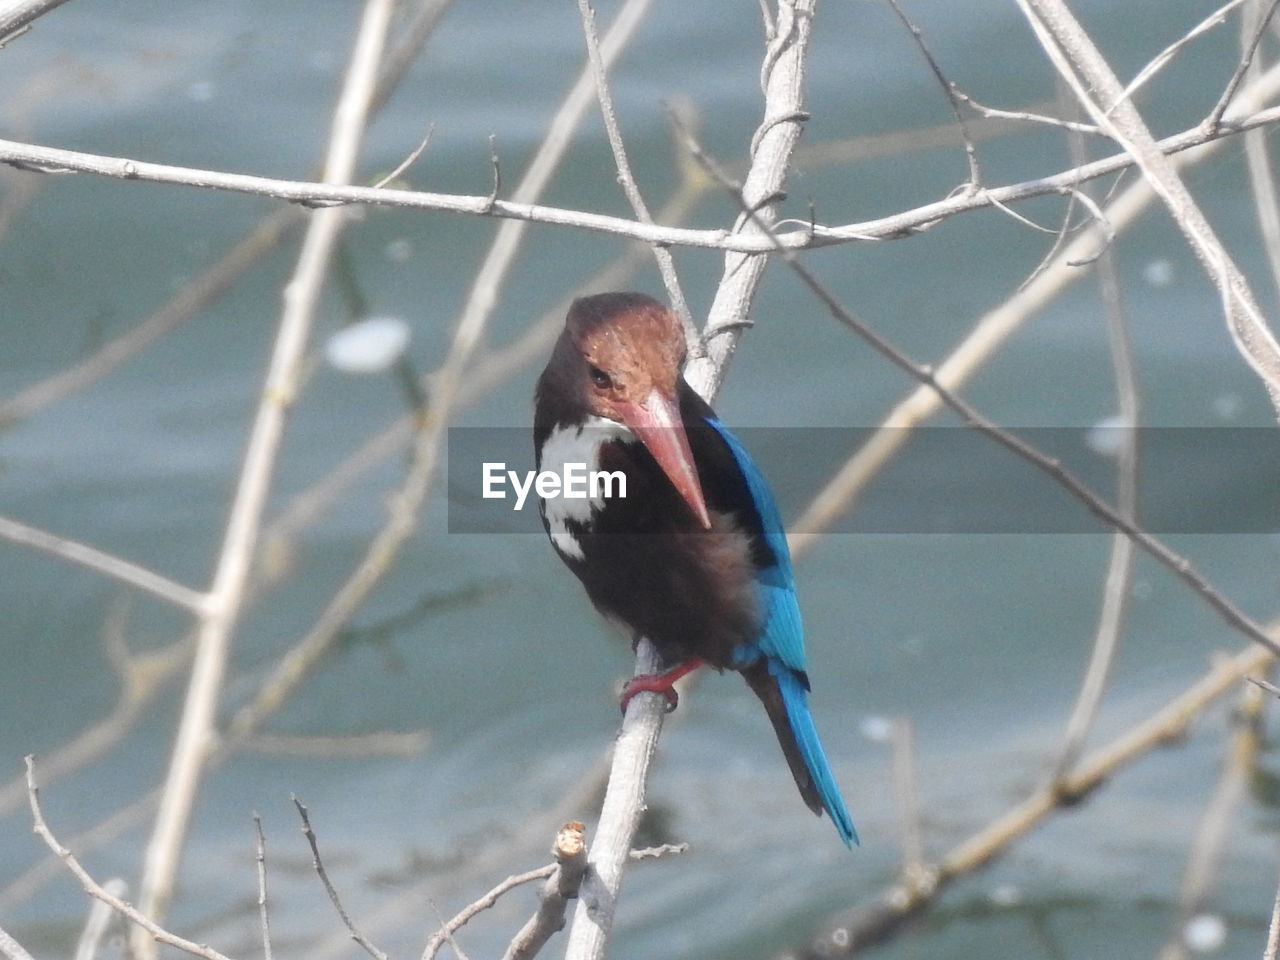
[
  {"x1": 705, "y1": 417, "x2": 805, "y2": 673},
  {"x1": 705, "y1": 417, "x2": 858, "y2": 847}
]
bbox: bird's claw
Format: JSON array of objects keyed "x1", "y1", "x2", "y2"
[{"x1": 619, "y1": 674, "x2": 681, "y2": 714}]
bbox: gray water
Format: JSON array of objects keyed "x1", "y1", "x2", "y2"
[{"x1": 3, "y1": 2, "x2": 1280, "y2": 958}]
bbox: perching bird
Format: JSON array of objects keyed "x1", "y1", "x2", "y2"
[{"x1": 533, "y1": 291, "x2": 857, "y2": 847}]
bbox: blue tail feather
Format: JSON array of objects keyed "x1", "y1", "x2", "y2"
[{"x1": 773, "y1": 661, "x2": 858, "y2": 847}]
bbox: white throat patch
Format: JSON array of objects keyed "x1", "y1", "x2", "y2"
[{"x1": 539, "y1": 416, "x2": 633, "y2": 560}]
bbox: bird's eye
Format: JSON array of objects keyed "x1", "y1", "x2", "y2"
[{"x1": 588, "y1": 365, "x2": 613, "y2": 389}]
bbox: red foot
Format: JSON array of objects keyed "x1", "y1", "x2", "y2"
[{"x1": 619, "y1": 660, "x2": 706, "y2": 714}]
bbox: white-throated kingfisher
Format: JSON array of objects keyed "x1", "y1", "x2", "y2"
[{"x1": 533, "y1": 291, "x2": 857, "y2": 847}]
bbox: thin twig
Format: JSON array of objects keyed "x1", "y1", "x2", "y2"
[
  {"x1": 884, "y1": 0, "x2": 981, "y2": 188},
  {"x1": 24, "y1": 757, "x2": 237, "y2": 960},
  {"x1": 629, "y1": 843, "x2": 689, "y2": 860},
  {"x1": 1205, "y1": 0, "x2": 1280, "y2": 132},
  {"x1": 1113, "y1": 0, "x2": 1250, "y2": 110},
  {"x1": 373, "y1": 125, "x2": 433, "y2": 188},
  {"x1": 293, "y1": 797, "x2": 387, "y2": 960},
  {"x1": 421, "y1": 865, "x2": 557, "y2": 960},
  {"x1": 0, "y1": 513, "x2": 208, "y2": 613},
  {"x1": 951, "y1": 88, "x2": 1098, "y2": 134},
  {"x1": 253, "y1": 815, "x2": 273, "y2": 960},
  {"x1": 574, "y1": 0, "x2": 696, "y2": 345},
  {"x1": 1240, "y1": 0, "x2": 1280, "y2": 313},
  {"x1": 1050, "y1": 103, "x2": 1139, "y2": 782}
]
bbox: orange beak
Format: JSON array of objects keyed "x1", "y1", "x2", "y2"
[{"x1": 616, "y1": 388, "x2": 711, "y2": 529}]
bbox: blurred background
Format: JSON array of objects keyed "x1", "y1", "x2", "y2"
[{"x1": 3, "y1": 1, "x2": 1280, "y2": 958}]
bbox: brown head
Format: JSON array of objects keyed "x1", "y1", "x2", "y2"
[{"x1": 537, "y1": 292, "x2": 710, "y2": 528}]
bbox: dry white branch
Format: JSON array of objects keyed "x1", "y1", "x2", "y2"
[
  {"x1": 563, "y1": 640, "x2": 670, "y2": 960},
  {"x1": 252, "y1": 815, "x2": 273, "y2": 960},
  {"x1": 0, "y1": 513, "x2": 208, "y2": 612},
  {"x1": 133, "y1": 0, "x2": 396, "y2": 947},
  {"x1": 0, "y1": 0, "x2": 73, "y2": 42},
  {"x1": 25, "y1": 758, "x2": 236, "y2": 960},
  {"x1": 687, "y1": 0, "x2": 817, "y2": 397},
  {"x1": 421, "y1": 863, "x2": 558, "y2": 960},
  {"x1": 500, "y1": 822, "x2": 589, "y2": 960},
  {"x1": 1115, "y1": 0, "x2": 1250, "y2": 107},
  {"x1": 3, "y1": 98, "x2": 1280, "y2": 257},
  {"x1": 0, "y1": 924, "x2": 35, "y2": 960},
  {"x1": 294, "y1": 798, "x2": 386, "y2": 960},
  {"x1": 1016, "y1": 0, "x2": 1280, "y2": 416}
]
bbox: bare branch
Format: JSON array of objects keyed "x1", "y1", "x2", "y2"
[
  {"x1": 686, "y1": 0, "x2": 817, "y2": 398},
  {"x1": 0, "y1": 0, "x2": 75, "y2": 43},
  {"x1": 134, "y1": 0, "x2": 398, "y2": 944},
  {"x1": 1114, "y1": 0, "x2": 1250, "y2": 108},
  {"x1": 0, "y1": 925, "x2": 35, "y2": 960},
  {"x1": 1016, "y1": 0, "x2": 1280, "y2": 417},
  {"x1": 1051, "y1": 108, "x2": 1139, "y2": 781},
  {"x1": 502, "y1": 822, "x2": 590, "y2": 960},
  {"x1": 0, "y1": 513, "x2": 208, "y2": 613},
  {"x1": 563, "y1": 640, "x2": 671, "y2": 960},
  {"x1": 422, "y1": 866, "x2": 558, "y2": 960},
  {"x1": 293, "y1": 797, "x2": 387, "y2": 960},
  {"x1": 253, "y1": 815, "x2": 273, "y2": 960},
  {"x1": 884, "y1": 0, "x2": 981, "y2": 188},
  {"x1": 1205, "y1": 0, "x2": 1280, "y2": 130},
  {"x1": 24, "y1": 758, "x2": 236, "y2": 960},
  {"x1": 574, "y1": 0, "x2": 696, "y2": 344},
  {"x1": 4, "y1": 94, "x2": 1280, "y2": 255},
  {"x1": 372, "y1": 125, "x2": 433, "y2": 188}
]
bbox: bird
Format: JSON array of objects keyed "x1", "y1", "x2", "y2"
[{"x1": 533, "y1": 291, "x2": 857, "y2": 847}]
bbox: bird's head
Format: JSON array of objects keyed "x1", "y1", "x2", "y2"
[{"x1": 549, "y1": 292, "x2": 710, "y2": 529}]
